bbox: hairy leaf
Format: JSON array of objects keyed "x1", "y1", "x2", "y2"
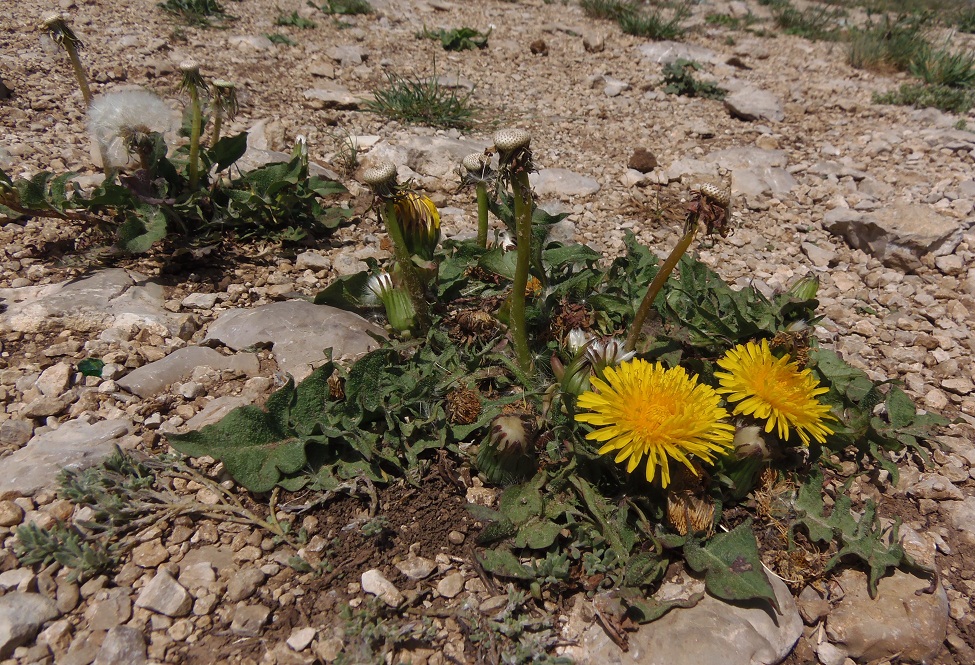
[{"x1": 683, "y1": 521, "x2": 779, "y2": 611}]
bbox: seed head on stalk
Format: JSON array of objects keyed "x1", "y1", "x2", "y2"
[
  {"x1": 460, "y1": 152, "x2": 496, "y2": 248},
  {"x1": 210, "y1": 79, "x2": 239, "y2": 146},
  {"x1": 178, "y1": 60, "x2": 208, "y2": 191},
  {"x1": 40, "y1": 12, "x2": 92, "y2": 107},
  {"x1": 493, "y1": 128, "x2": 535, "y2": 375}
]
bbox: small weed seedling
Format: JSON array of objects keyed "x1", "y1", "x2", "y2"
[
  {"x1": 661, "y1": 59, "x2": 727, "y2": 100},
  {"x1": 276, "y1": 11, "x2": 317, "y2": 28},
  {"x1": 158, "y1": 0, "x2": 234, "y2": 26},
  {"x1": 367, "y1": 71, "x2": 476, "y2": 129},
  {"x1": 318, "y1": 0, "x2": 373, "y2": 15},
  {"x1": 419, "y1": 26, "x2": 491, "y2": 51}
]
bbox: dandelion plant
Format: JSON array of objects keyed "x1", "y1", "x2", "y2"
[
  {"x1": 178, "y1": 60, "x2": 207, "y2": 191},
  {"x1": 41, "y1": 13, "x2": 92, "y2": 107}
]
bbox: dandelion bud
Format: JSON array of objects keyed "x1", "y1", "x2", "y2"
[
  {"x1": 786, "y1": 275, "x2": 820, "y2": 302},
  {"x1": 586, "y1": 338, "x2": 635, "y2": 378},
  {"x1": 394, "y1": 192, "x2": 441, "y2": 262},
  {"x1": 733, "y1": 425, "x2": 770, "y2": 459},
  {"x1": 364, "y1": 272, "x2": 416, "y2": 334},
  {"x1": 566, "y1": 328, "x2": 593, "y2": 356},
  {"x1": 477, "y1": 413, "x2": 538, "y2": 484}
]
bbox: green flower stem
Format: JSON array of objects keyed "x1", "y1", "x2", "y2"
[
  {"x1": 475, "y1": 181, "x2": 489, "y2": 248},
  {"x1": 187, "y1": 85, "x2": 202, "y2": 191},
  {"x1": 64, "y1": 43, "x2": 92, "y2": 107},
  {"x1": 211, "y1": 111, "x2": 224, "y2": 146},
  {"x1": 624, "y1": 222, "x2": 699, "y2": 353},
  {"x1": 510, "y1": 169, "x2": 533, "y2": 374},
  {"x1": 383, "y1": 200, "x2": 430, "y2": 334}
]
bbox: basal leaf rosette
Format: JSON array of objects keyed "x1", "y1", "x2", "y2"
[
  {"x1": 575, "y1": 359, "x2": 735, "y2": 488},
  {"x1": 715, "y1": 339, "x2": 835, "y2": 446}
]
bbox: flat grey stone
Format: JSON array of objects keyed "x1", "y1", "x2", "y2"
[
  {"x1": 302, "y1": 85, "x2": 360, "y2": 110},
  {"x1": 395, "y1": 556, "x2": 437, "y2": 581},
  {"x1": 565, "y1": 574, "x2": 801, "y2": 665},
  {"x1": 825, "y1": 569, "x2": 948, "y2": 664},
  {"x1": 0, "y1": 269, "x2": 188, "y2": 336},
  {"x1": 230, "y1": 603, "x2": 271, "y2": 636},
  {"x1": 945, "y1": 496, "x2": 975, "y2": 546},
  {"x1": 826, "y1": 203, "x2": 967, "y2": 272},
  {"x1": 0, "y1": 419, "x2": 32, "y2": 447},
  {"x1": 226, "y1": 568, "x2": 266, "y2": 603},
  {"x1": 117, "y1": 347, "x2": 259, "y2": 398},
  {"x1": 725, "y1": 88, "x2": 784, "y2": 122},
  {"x1": 361, "y1": 569, "x2": 404, "y2": 607},
  {"x1": 134, "y1": 570, "x2": 192, "y2": 617},
  {"x1": 296, "y1": 251, "x2": 331, "y2": 271},
  {"x1": 180, "y1": 293, "x2": 220, "y2": 309},
  {"x1": 204, "y1": 300, "x2": 386, "y2": 381},
  {"x1": 0, "y1": 592, "x2": 60, "y2": 659},
  {"x1": 530, "y1": 168, "x2": 600, "y2": 197},
  {"x1": 228, "y1": 35, "x2": 275, "y2": 51},
  {"x1": 36, "y1": 362, "x2": 72, "y2": 397},
  {"x1": 636, "y1": 41, "x2": 720, "y2": 65},
  {"x1": 93, "y1": 626, "x2": 146, "y2": 665},
  {"x1": 326, "y1": 45, "x2": 367, "y2": 66},
  {"x1": 368, "y1": 135, "x2": 491, "y2": 180},
  {"x1": 0, "y1": 418, "x2": 133, "y2": 496}
]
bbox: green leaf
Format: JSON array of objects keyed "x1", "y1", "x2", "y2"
[
  {"x1": 476, "y1": 518, "x2": 517, "y2": 545},
  {"x1": 477, "y1": 549, "x2": 534, "y2": 580},
  {"x1": 499, "y1": 481, "x2": 544, "y2": 526},
  {"x1": 117, "y1": 205, "x2": 169, "y2": 253},
  {"x1": 77, "y1": 358, "x2": 105, "y2": 378},
  {"x1": 167, "y1": 406, "x2": 307, "y2": 493},
  {"x1": 792, "y1": 469, "x2": 836, "y2": 544},
  {"x1": 621, "y1": 587, "x2": 703, "y2": 624},
  {"x1": 313, "y1": 271, "x2": 373, "y2": 312},
  {"x1": 825, "y1": 501, "x2": 907, "y2": 598},
  {"x1": 683, "y1": 521, "x2": 779, "y2": 611},
  {"x1": 344, "y1": 348, "x2": 398, "y2": 414},
  {"x1": 208, "y1": 131, "x2": 248, "y2": 172},
  {"x1": 623, "y1": 551, "x2": 668, "y2": 587},
  {"x1": 513, "y1": 518, "x2": 562, "y2": 549}
]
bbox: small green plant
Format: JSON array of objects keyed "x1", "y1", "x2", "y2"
[
  {"x1": 771, "y1": 0, "x2": 844, "y2": 41},
  {"x1": 265, "y1": 33, "x2": 298, "y2": 45},
  {"x1": 847, "y1": 13, "x2": 930, "y2": 72},
  {"x1": 579, "y1": 0, "x2": 688, "y2": 39},
  {"x1": 318, "y1": 0, "x2": 373, "y2": 15},
  {"x1": 660, "y1": 58, "x2": 727, "y2": 100},
  {"x1": 419, "y1": 26, "x2": 491, "y2": 50},
  {"x1": 957, "y1": 5, "x2": 975, "y2": 33},
  {"x1": 911, "y1": 43, "x2": 975, "y2": 88},
  {"x1": 14, "y1": 522, "x2": 116, "y2": 583},
  {"x1": 158, "y1": 0, "x2": 233, "y2": 25},
  {"x1": 874, "y1": 82, "x2": 975, "y2": 113},
  {"x1": 275, "y1": 11, "x2": 317, "y2": 28},
  {"x1": 579, "y1": 0, "x2": 636, "y2": 21},
  {"x1": 706, "y1": 13, "x2": 741, "y2": 28},
  {"x1": 366, "y1": 71, "x2": 476, "y2": 129}
]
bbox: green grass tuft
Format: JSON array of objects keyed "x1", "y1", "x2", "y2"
[
  {"x1": 366, "y1": 72, "x2": 476, "y2": 129},
  {"x1": 158, "y1": 0, "x2": 233, "y2": 25},
  {"x1": 911, "y1": 43, "x2": 975, "y2": 88},
  {"x1": 319, "y1": 0, "x2": 373, "y2": 15},
  {"x1": 275, "y1": 11, "x2": 317, "y2": 28},
  {"x1": 874, "y1": 82, "x2": 975, "y2": 113}
]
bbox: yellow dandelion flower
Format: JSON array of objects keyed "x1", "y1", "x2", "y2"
[
  {"x1": 715, "y1": 339, "x2": 835, "y2": 446},
  {"x1": 575, "y1": 359, "x2": 735, "y2": 488},
  {"x1": 394, "y1": 192, "x2": 441, "y2": 261}
]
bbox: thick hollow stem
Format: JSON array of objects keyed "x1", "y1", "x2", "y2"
[
  {"x1": 187, "y1": 87, "x2": 202, "y2": 191},
  {"x1": 624, "y1": 222, "x2": 699, "y2": 353},
  {"x1": 384, "y1": 201, "x2": 430, "y2": 334},
  {"x1": 65, "y1": 45, "x2": 92, "y2": 107},
  {"x1": 509, "y1": 170, "x2": 533, "y2": 374},
  {"x1": 475, "y1": 182, "x2": 489, "y2": 248},
  {"x1": 211, "y1": 111, "x2": 224, "y2": 147}
]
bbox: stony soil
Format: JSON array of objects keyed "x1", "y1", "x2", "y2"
[{"x1": 2, "y1": 0, "x2": 975, "y2": 663}]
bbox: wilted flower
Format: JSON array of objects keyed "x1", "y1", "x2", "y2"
[
  {"x1": 87, "y1": 89, "x2": 178, "y2": 169},
  {"x1": 566, "y1": 328, "x2": 593, "y2": 356},
  {"x1": 715, "y1": 339, "x2": 835, "y2": 446},
  {"x1": 575, "y1": 359, "x2": 735, "y2": 488},
  {"x1": 363, "y1": 272, "x2": 416, "y2": 334}
]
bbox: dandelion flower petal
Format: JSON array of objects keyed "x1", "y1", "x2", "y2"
[
  {"x1": 715, "y1": 339, "x2": 835, "y2": 446},
  {"x1": 575, "y1": 359, "x2": 735, "y2": 488}
]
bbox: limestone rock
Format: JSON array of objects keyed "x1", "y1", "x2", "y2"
[
  {"x1": 204, "y1": 301, "x2": 386, "y2": 381},
  {"x1": 637, "y1": 41, "x2": 720, "y2": 65},
  {"x1": 564, "y1": 574, "x2": 801, "y2": 665},
  {"x1": 92, "y1": 625, "x2": 146, "y2": 665},
  {"x1": 361, "y1": 569, "x2": 404, "y2": 607},
  {"x1": 826, "y1": 203, "x2": 966, "y2": 272},
  {"x1": 117, "y1": 347, "x2": 259, "y2": 398},
  {"x1": 0, "y1": 592, "x2": 60, "y2": 658},
  {"x1": 0, "y1": 418, "x2": 133, "y2": 496},
  {"x1": 825, "y1": 568, "x2": 948, "y2": 664},
  {"x1": 134, "y1": 570, "x2": 192, "y2": 617},
  {"x1": 530, "y1": 168, "x2": 600, "y2": 197},
  {"x1": 724, "y1": 88, "x2": 785, "y2": 122}
]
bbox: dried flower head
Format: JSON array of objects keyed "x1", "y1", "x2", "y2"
[
  {"x1": 477, "y1": 413, "x2": 538, "y2": 483},
  {"x1": 362, "y1": 160, "x2": 399, "y2": 198},
  {"x1": 716, "y1": 339, "x2": 835, "y2": 446},
  {"x1": 576, "y1": 359, "x2": 735, "y2": 488},
  {"x1": 493, "y1": 128, "x2": 531, "y2": 153},
  {"x1": 211, "y1": 79, "x2": 239, "y2": 118},
  {"x1": 41, "y1": 12, "x2": 83, "y2": 50},
  {"x1": 493, "y1": 128, "x2": 534, "y2": 178},
  {"x1": 445, "y1": 388, "x2": 482, "y2": 425},
  {"x1": 460, "y1": 151, "x2": 496, "y2": 186}
]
